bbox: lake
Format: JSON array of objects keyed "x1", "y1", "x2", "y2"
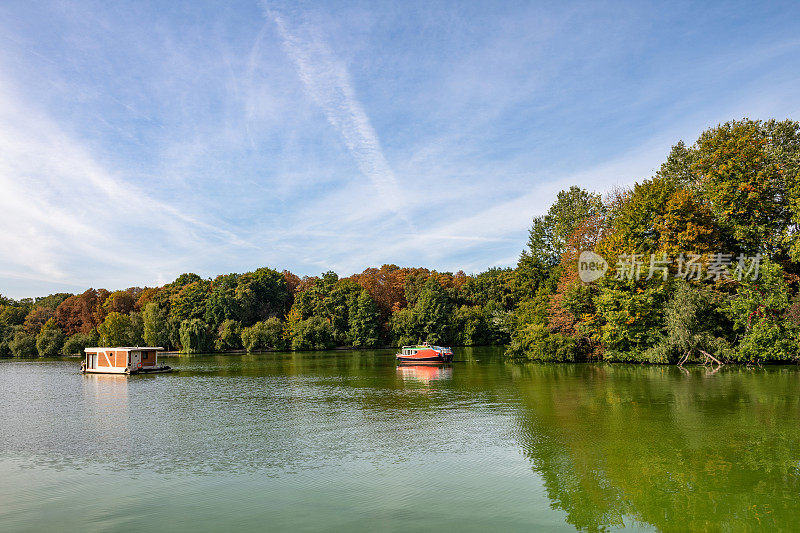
[{"x1": 1, "y1": 348, "x2": 799, "y2": 532}]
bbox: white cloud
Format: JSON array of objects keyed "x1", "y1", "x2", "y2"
[
  {"x1": 264, "y1": 4, "x2": 408, "y2": 220},
  {"x1": 0, "y1": 75, "x2": 249, "y2": 293}
]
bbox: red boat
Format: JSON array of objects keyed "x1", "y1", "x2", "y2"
[{"x1": 396, "y1": 342, "x2": 453, "y2": 363}]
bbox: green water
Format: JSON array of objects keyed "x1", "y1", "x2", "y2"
[{"x1": 1, "y1": 348, "x2": 799, "y2": 532}]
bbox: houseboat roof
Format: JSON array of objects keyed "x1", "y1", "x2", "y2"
[{"x1": 85, "y1": 347, "x2": 164, "y2": 351}]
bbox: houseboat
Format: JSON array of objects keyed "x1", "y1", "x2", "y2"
[
  {"x1": 396, "y1": 342, "x2": 453, "y2": 363},
  {"x1": 81, "y1": 347, "x2": 172, "y2": 374}
]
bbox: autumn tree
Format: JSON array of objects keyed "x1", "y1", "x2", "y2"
[{"x1": 55, "y1": 289, "x2": 99, "y2": 335}]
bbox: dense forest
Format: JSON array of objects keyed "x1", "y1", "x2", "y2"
[{"x1": 1, "y1": 119, "x2": 799, "y2": 362}]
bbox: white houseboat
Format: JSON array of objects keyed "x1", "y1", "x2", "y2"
[{"x1": 82, "y1": 347, "x2": 172, "y2": 374}]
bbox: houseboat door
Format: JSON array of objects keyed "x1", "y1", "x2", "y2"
[
  {"x1": 130, "y1": 350, "x2": 142, "y2": 369},
  {"x1": 88, "y1": 353, "x2": 97, "y2": 369}
]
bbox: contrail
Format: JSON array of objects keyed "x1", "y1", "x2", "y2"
[{"x1": 263, "y1": 5, "x2": 408, "y2": 219}]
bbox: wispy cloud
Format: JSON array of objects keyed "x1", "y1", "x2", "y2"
[
  {"x1": 0, "y1": 74, "x2": 249, "y2": 291},
  {"x1": 1, "y1": 0, "x2": 800, "y2": 297},
  {"x1": 263, "y1": 4, "x2": 408, "y2": 219}
]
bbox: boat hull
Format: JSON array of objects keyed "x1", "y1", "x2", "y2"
[
  {"x1": 396, "y1": 355, "x2": 451, "y2": 363},
  {"x1": 82, "y1": 365, "x2": 173, "y2": 375}
]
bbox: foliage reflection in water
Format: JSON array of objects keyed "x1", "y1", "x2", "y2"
[{"x1": 1, "y1": 348, "x2": 799, "y2": 532}]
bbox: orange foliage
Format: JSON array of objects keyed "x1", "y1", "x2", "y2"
[{"x1": 55, "y1": 289, "x2": 100, "y2": 335}]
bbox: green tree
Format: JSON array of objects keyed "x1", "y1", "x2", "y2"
[
  {"x1": 36, "y1": 319, "x2": 65, "y2": 357},
  {"x1": 415, "y1": 278, "x2": 454, "y2": 345},
  {"x1": 291, "y1": 316, "x2": 334, "y2": 351},
  {"x1": 170, "y1": 280, "x2": 211, "y2": 322},
  {"x1": 10, "y1": 329, "x2": 37, "y2": 357},
  {"x1": 349, "y1": 290, "x2": 380, "y2": 348},
  {"x1": 694, "y1": 119, "x2": 800, "y2": 257},
  {"x1": 727, "y1": 260, "x2": 799, "y2": 363},
  {"x1": 97, "y1": 312, "x2": 134, "y2": 346},
  {"x1": 241, "y1": 318, "x2": 285, "y2": 352},
  {"x1": 62, "y1": 332, "x2": 95, "y2": 355},
  {"x1": 389, "y1": 307, "x2": 419, "y2": 346},
  {"x1": 235, "y1": 268, "x2": 290, "y2": 326},
  {"x1": 215, "y1": 319, "x2": 243, "y2": 351},
  {"x1": 179, "y1": 319, "x2": 212, "y2": 354},
  {"x1": 204, "y1": 274, "x2": 241, "y2": 328},
  {"x1": 644, "y1": 282, "x2": 733, "y2": 364},
  {"x1": 142, "y1": 302, "x2": 169, "y2": 347},
  {"x1": 129, "y1": 311, "x2": 144, "y2": 345},
  {"x1": 453, "y1": 305, "x2": 487, "y2": 346},
  {"x1": 526, "y1": 186, "x2": 603, "y2": 266}
]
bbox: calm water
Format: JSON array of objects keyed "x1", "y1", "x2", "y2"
[{"x1": 1, "y1": 348, "x2": 799, "y2": 532}]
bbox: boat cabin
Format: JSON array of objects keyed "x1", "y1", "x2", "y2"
[{"x1": 82, "y1": 347, "x2": 166, "y2": 374}]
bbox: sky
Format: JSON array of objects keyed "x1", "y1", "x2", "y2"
[{"x1": 1, "y1": 0, "x2": 799, "y2": 299}]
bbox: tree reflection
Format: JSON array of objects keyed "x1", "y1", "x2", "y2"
[{"x1": 510, "y1": 363, "x2": 800, "y2": 531}]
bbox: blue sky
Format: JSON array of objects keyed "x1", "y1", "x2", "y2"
[{"x1": 1, "y1": 0, "x2": 799, "y2": 298}]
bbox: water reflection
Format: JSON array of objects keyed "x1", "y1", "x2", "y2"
[
  {"x1": 2, "y1": 353, "x2": 800, "y2": 531},
  {"x1": 509, "y1": 363, "x2": 800, "y2": 531},
  {"x1": 396, "y1": 364, "x2": 453, "y2": 383}
]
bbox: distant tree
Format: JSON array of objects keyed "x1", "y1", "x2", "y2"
[
  {"x1": 0, "y1": 305, "x2": 26, "y2": 327},
  {"x1": 169, "y1": 273, "x2": 202, "y2": 288},
  {"x1": 241, "y1": 318, "x2": 284, "y2": 352},
  {"x1": 204, "y1": 274, "x2": 241, "y2": 329},
  {"x1": 134, "y1": 287, "x2": 160, "y2": 311},
  {"x1": 215, "y1": 319, "x2": 243, "y2": 351},
  {"x1": 62, "y1": 332, "x2": 95, "y2": 355},
  {"x1": 170, "y1": 280, "x2": 212, "y2": 322},
  {"x1": 36, "y1": 319, "x2": 65, "y2": 357},
  {"x1": 10, "y1": 329, "x2": 37, "y2": 357},
  {"x1": 291, "y1": 316, "x2": 334, "y2": 351},
  {"x1": 97, "y1": 312, "x2": 133, "y2": 346},
  {"x1": 33, "y1": 293, "x2": 72, "y2": 310},
  {"x1": 453, "y1": 305, "x2": 489, "y2": 346},
  {"x1": 23, "y1": 307, "x2": 55, "y2": 335},
  {"x1": 415, "y1": 278, "x2": 454, "y2": 345},
  {"x1": 235, "y1": 267, "x2": 290, "y2": 325},
  {"x1": 129, "y1": 311, "x2": 144, "y2": 346},
  {"x1": 526, "y1": 186, "x2": 604, "y2": 266},
  {"x1": 349, "y1": 290, "x2": 380, "y2": 348},
  {"x1": 55, "y1": 289, "x2": 99, "y2": 335},
  {"x1": 142, "y1": 302, "x2": 169, "y2": 347},
  {"x1": 390, "y1": 308, "x2": 419, "y2": 347},
  {"x1": 103, "y1": 290, "x2": 136, "y2": 315},
  {"x1": 179, "y1": 319, "x2": 211, "y2": 354}
]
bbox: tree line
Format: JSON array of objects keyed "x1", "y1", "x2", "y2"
[
  {"x1": 2, "y1": 118, "x2": 799, "y2": 362},
  {"x1": 0, "y1": 265, "x2": 522, "y2": 356}
]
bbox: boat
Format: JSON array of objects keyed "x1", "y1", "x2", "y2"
[
  {"x1": 81, "y1": 347, "x2": 173, "y2": 374},
  {"x1": 396, "y1": 342, "x2": 453, "y2": 363}
]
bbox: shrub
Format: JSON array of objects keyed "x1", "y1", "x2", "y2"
[
  {"x1": 241, "y1": 318, "x2": 285, "y2": 352},
  {"x1": 63, "y1": 333, "x2": 94, "y2": 355},
  {"x1": 291, "y1": 316, "x2": 334, "y2": 351},
  {"x1": 10, "y1": 330, "x2": 37, "y2": 357},
  {"x1": 506, "y1": 323, "x2": 582, "y2": 361},
  {"x1": 36, "y1": 325, "x2": 65, "y2": 357}
]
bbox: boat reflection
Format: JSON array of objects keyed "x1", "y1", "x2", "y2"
[{"x1": 396, "y1": 364, "x2": 453, "y2": 383}]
